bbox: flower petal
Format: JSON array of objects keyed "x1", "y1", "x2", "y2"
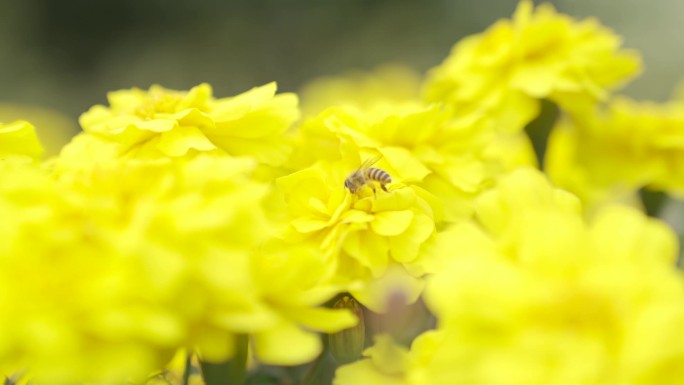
[
  {"x1": 371, "y1": 210, "x2": 414, "y2": 237},
  {"x1": 284, "y1": 307, "x2": 358, "y2": 333},
  {"x1": 378, "y1": 146, "x2": 431, "y2": 182},
  {"x1": 156, "y1": 126, "x2": 217, "y2": 156},
  {"x1": 389, "y1": 213, "x2": 434, "y2": 263},
  {"x1": 252, "y1": 322, "x2": 321, "y2": 365},
  {"x1": 334, "y1": 359, "x2": 404, "y2": 385},
  {"x1": 341, "y1": 210, "x2": 375, "y2": 223},
  {"x1": 291, "y1": 217, "x2": 329, "y2": 233}
]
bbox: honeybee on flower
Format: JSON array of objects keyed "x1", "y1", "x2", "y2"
[{"x1": 344, "y1": 155, "x2": 392, "y2": 195}]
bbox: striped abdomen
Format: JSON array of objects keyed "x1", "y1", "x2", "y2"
[{"x1": 364, "y1": 167, "x2": 391, "y2": 184}]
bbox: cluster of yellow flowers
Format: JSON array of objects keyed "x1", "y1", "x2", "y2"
[
  {"x1": 547, "y1": 97, "x2": 684, "y2": 209},
  {"x1": 338, "y1": 170, "x2": 684, "y2": 384},
  {"x1": 3, "y1": 1, "x2": 684, "y2": 384}
]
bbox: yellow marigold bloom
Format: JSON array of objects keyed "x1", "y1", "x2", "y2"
[
  {"x1": 0, "y1": 103, "x2": 77, "y2": 156},
  {"x1": 334, "y1": 334, "x2": 410, "y2": 385},
  {"x1": 0, "y1": 120, "x2": 44, "y2": 161},
  {"x1": 424, "y1": 0, "x2": 641, "y2": 132},
  {"x1": 276, "y1": 157, "x2": 434, "y2": 312},
  {"x1": 0, "y1": 155, "x2": 354, "y2": 383},
  {"x1": 341, "y1": 169, "x2": 684, "y2": 385},
  {"x1": 473, "y1": 167, "x2": 581, "y2": 239},
  {"x1": 299, "y1": 64, "x2": 422, "y2": 117},
  {"x1": 545, "y1": 97, "x2": 684, "y2": 209},
  {"x1": 334, "y1": 331, "x2": 442, "y2": 385},
  {"x1": 249, "y1": 241, "x2": 357, "y2": 365},
  {"x1": 424, "y1": 214, "x2": 684, "y2": 384},
  {"x1": 79, "y1": 82, "x2": 299, "y2": 166},
  {"x1": 50, "y1": 132, "x2": 122, "y2": 177},
  {"x1": 289, "y1": 104, "x2": 535, "y2": 223}
]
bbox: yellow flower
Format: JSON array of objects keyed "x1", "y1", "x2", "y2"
[
  {"x1": 0, "y1": 103, "x2": 77, "y2": 156},
  {"x1": 423, "y1": 211, "x2": 684, "y2": 384},
  {"x1": 78, "y1": 82, "x2": 299, "y2": 166},
  {"x1": 472, "y1": 167, "x2": 581, "y2": 239},
  {"x1": 334, "y1": 332, "x2": 442, "y2": 385},
  {"x1": 545, "y1": 97, "x2": 684, "y2": 209},
  {"x1": 299, "y1": 64, "x2": 422, "y2": 117},
  {"x1": 49, "y1": 132, "x2": 123, "y2": 178},
  {"x1": 0, "y1": 155, "x2": 354, "y2": 383},
  {"x1": 249, "y1": 241, "x2": 357, "y2": 365},
  {"x1": 336, "y1": 169, "x2": 684, "y2": 385},
  {"x1": 289, "y1": 103, "x2": 535, "y2": 223},
  {"x1": 276, "y1": 157, "x2": 434, "y2": 312},
  {"x1": 334, "y1": 334, "x2": 410, "y2": 385},
  {"x1": 424, "y1": 0, "x2": 641, "y2": 132},
  {"x1": 0, "y1": 120, "x2": 44, "y2": 161}
]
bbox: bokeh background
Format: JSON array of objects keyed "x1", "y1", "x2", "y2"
[{"x1": 1, "y1": 0, "x2": 684, "y2": 147}]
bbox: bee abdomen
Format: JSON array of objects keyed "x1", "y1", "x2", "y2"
[{"x1": 365, "y1": 168, "x2": 391, "y2": 184}]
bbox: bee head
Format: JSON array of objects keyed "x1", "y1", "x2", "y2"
[{"x1": 344, "y1": 178, "x2": 353, "y2": 191}]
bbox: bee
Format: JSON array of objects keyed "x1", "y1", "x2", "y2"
[{"x1": 344, "y1": 155, "x2": 392, "y2": 195}]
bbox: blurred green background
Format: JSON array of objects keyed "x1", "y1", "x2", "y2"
[{"x1": 1, "y1": 0, "x2": 683, "y2": 125}]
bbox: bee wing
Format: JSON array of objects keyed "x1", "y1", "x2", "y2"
[{"x1": 358, "y1": 154, "x2": 383, "y2": 171}]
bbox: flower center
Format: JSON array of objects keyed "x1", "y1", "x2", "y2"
[{"x1": 134, "y1": 91, "x2": 184, "y2": 119}]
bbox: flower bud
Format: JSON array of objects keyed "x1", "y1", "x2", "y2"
[{"x1": 328, "y1": 296, "x2": 365, "y2": 364}]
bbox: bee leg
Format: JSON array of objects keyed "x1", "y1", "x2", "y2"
[
  {"x1": 380, "y1": 184, "x2": 388, "y2": 192},
  {"x1": 372, "y1": 185, "x2": 377, "y2": 198}
]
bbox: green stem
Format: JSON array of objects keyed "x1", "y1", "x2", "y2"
[
  {"x1": 300, "y1": 353, "x2": 325, "y2": 385},
  {"x1": 200, "y1": 334, "x2": 249, "y2": 385},
  {"x1": 182, "y1": 352, "x2": 193, "y2": 385},
  {"x1": 639, "y1": 188, "x2": 667, "y2": 217}
]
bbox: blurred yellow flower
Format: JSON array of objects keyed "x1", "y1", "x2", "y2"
[
  {"x1": 334, "y1": 334, "x2": 410, "y2": 385},
  {"x1": 545, "y1": 97, "x2": 684, "y2": 209},
  {"x1": 0, "y1": 155, "x2": 354, "y2": 383},
  {"x1": 338, "y1": 169, "x2": 684, "y2": 385},
  {"x1": 423, "y1": 208, "x2": 684, "y2": 384},
  {"x1": 0, "y1": 103, "x2": 77, "y2": 157},
  {"x1": 424, "y1": 0, "x2": 641, "y2": 132},
  {"x1": 0, "y1": 120, "x2": 44, "y2": 161},
  {"x1": 473, "y1": 166, "x2": 581, "y2": 240},
  {"x1": 299, "y1": 64, "x2": 422, "y2": 117},
  {"x1": 79, "y1": 82, "x2": 299, "y2": 166},
  {"x1": 2, "y1": 2, "x2": 679, "y2": 383},
  {"x1": 249, "y1": 241, "x2": 357, "y2": 365},
  {"x1": 50, "y1": 132, "x2": 123, "y2": 177}
]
